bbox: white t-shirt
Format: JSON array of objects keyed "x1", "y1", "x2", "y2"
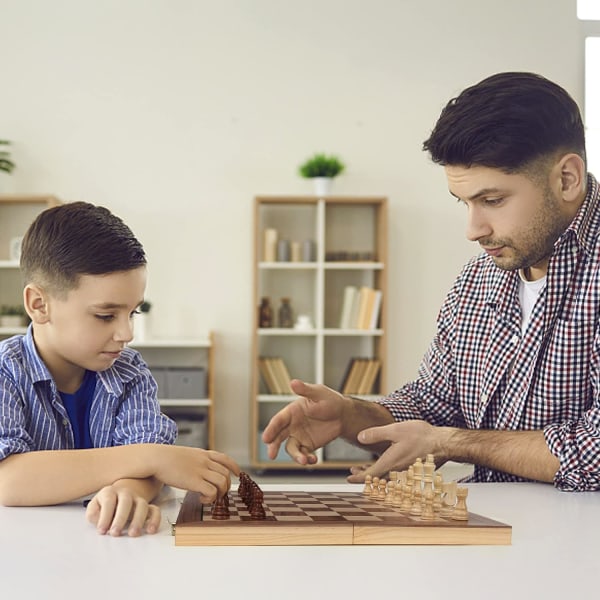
[{"x1": 518, "y1": 270, "x2": 547, "y2": 333}]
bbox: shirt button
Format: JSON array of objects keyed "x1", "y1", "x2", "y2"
[
  {"x1": 480, "y1": 393, "x2": 488, "y2": 403},
  {"x1": 62, "y1": 419, "x2": 69, "y2": 426},
  {"x1": 511, "y1": 335, "x2": 519, "y2": 345}
]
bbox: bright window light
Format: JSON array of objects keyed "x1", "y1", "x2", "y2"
[
  {"x1": 585, "y1": 37, "x2": 600, "y2": 176},
  {"x1": 578, "y1": 0, "x2": 600, "y2": 20}
]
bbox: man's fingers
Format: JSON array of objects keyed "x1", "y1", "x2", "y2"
[{"x1": 357, "y1": 423, "x2": 398, "y2": 445}]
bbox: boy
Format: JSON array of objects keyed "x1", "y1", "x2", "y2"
[{"x1": 0, "y1": 201, "x2": 239, "y2": 536}]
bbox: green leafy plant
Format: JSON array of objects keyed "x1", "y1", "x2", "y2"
[
  {"x1": 298, "y1": 153, "x2": 345, "y2": 179},
  {"x1": 139, "y1": 301, "x2": 152, "y2": 313},
  {"x1": 0, "y1": 140, "x2": 15, "y2": 174}
]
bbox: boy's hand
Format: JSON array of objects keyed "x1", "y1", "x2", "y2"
[
  {"x1": 85, "y1": 485, "x2": 161, "y2": 537},
  {"x1": 153, "y1": 446, "x2": 240, "y2": 503}
]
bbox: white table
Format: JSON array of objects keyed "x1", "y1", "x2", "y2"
[{"x1": 0, "y1": 482, "x2": 598, "y2": 599}]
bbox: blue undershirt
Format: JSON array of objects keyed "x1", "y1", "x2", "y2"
[{"x1": 59, "y1": 370, "x2": 96, "y2": 449}]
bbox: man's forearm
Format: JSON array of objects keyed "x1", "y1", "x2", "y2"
[
  {"x1": 0, "y1": 445, "x2": 159, "y2": 506},
  {"x1": 341, "y1": 397, "x2": 395, "y2": 452},
  {"x1": 441, "y1": 427, "x2": 560, "y2": 483}
]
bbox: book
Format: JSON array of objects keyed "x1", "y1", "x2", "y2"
[
  {"x1": 339, "y1": 357, "x2": 358, "y2": 392},
  {"x1": 258, "y1": 357, "x2": 279, "y2": 394},
  {"x1": 348, "y1": 287, "x2": 363, "y2": 329},
  {"x1": 339, "y1": 285, "x2": 358, "y2": 329},
  {"x1": 368, "y1": 290, "x2": 383, "y2": 330},
  {"x1": 355, "y1": 287, "x2": 371, "y2": 330},
  {"x1": 273, "y1": 357, "x2": 293, "y2": 394},
  {"x1": 357, "y1": 359, "x2": 381, "y2": 394},
  {"x1": 342, "y1": 357, "x2": 369, "y2": 394}
]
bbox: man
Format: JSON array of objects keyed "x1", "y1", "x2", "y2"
[{"x1": 263, "y1": 72, "x2": 599, "y2": 492}]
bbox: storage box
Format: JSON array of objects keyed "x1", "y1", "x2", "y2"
[
  {"x1": 324, "y1": 438, "x2": 375, "y2": 462},
  {"x1": 149, "y1": 367, "x2": 168, "y2": 398},
  {"x1": 165, "y1": 367, "x2": 207, "y2": 399},
  {"x1": 172, "y1": 414, "x2": 208, "y2": 448},
  {"x1": 257, "y1": 432, "x2": 294, "y2": 464}
]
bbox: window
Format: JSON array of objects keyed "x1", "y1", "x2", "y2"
[{"x1": 579, "y1": 1, "x2": 600, "y2": 175}]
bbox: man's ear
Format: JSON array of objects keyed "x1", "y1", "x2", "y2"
[
  {"x1": 23, "y1": 284, "x2": 50, "y2": 324},
  {"x1": 557, "y1": 153, "x2": 586, "y2": 203}
]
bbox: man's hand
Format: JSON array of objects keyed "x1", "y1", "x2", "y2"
[
  {"x1": 85, "y1": 484, "x2": 161, "y2": 537},
  {"x1": 261, "y1": 379, "x2": 348, "y2": 465},
  {"x1": 347, "y1": 420, "x2": 445, "y2": 483}
]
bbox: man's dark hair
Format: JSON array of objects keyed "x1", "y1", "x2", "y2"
[
  {"x1": 422, "y1": 72, "x2": 586, "y2": 173},
  {"x1": 21, "y1": 201, "x2": 146, "y2": 295}
]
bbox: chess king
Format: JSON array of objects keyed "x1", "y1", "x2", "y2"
[{"x1": 263, "y1": 71, "x2": 600, "y2": 492}]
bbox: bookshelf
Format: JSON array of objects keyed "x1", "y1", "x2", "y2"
[
  {"x1": 129, "y1": 334, "x2": 216, "y2": 450},
  {"x1": 0, "y1": 195, "x2": 62, "y2": 339},
  {"x1": 251, "y1": 196, "x2": 387, "y2": 470}
]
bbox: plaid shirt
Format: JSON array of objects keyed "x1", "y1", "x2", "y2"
[
  {"x1": 0, "y1": 326, "x2": 176, "y2": 460},
  {"x1": 379, "y1": 174, "x2": 600, "y2": 491}
]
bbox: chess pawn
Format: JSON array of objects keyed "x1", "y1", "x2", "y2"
[
  {"x1": 451, "y1": 487, "x2": 469, "y2": 521},
  {"x1": 362, "y1": 474, "x2": 373, "y2": 496},
  {"x1": 371, "y1": 477, "x2": 380, "y2": 499},
  {"x1": 384, "y1": 481, "x2": 395, "y2": 505},
  {"x1": 420, "y1": 485, "x2": 436, "y2": 521},
  {"x1": 400, "y1": 466, "x2": 414, "y2": 512},
  {"x1": 377, "y1": 478, "x2": 387, "y2": 501}
]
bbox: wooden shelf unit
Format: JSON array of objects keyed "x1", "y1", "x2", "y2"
[
  {"x1": 0, "y1": 195, "x2": 62, "y2": 333},
  {"x1": 251, "y1": 195, "x2": 388, "y2": 471},
  {"x1": 130, "y1": 333, "x2": 216, "y2": 450}
]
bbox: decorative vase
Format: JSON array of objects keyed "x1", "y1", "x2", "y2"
[{"x1": 312, "y1": 177, "x2": 332, "y2": 196}]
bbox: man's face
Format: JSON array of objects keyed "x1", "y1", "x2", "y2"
[
  {"x1": 35, "y1": 266, "x2": 147, "y2": 387},
  {"x1": 445, "y1": 164, "x2": 573, "y2": 278}
]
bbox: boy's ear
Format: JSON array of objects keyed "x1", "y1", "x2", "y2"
[{"x1": 23, "y1": 284, "x2": 50, "y2": 324}]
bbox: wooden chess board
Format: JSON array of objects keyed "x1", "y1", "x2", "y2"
[{"x1": 174, "y1": 490, "x2": 512, "y2": 546}]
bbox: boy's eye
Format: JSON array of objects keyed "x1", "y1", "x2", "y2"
[
  {"x1": 483, "y1": 197, "x2": 503, "y2": 205},
  {"x1": 95, "y1": 314, "x2": 115, "y2": 322},
  {"x1": 130, "y1": 310, "x2": 141, "y2": 318}
]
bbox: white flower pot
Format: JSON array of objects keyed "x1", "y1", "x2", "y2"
[{"x1": 312, "y1": 177, "x2": 333, "y2": 196}]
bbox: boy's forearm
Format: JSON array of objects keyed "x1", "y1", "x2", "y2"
[
  {"x1": 112, "y1": 476, "x2": 164, "y2": 503},
  {"x1": 439, "y1": 427, "x2": 560, "y2": 483},
  {"x1": 0, "y1": 444, "x2": 160, "y2": 506}
]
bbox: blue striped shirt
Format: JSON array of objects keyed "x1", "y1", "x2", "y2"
[
  {"x1": 379, "y1": 174, "x2": 600, "y2": 492},
  {"x1": 0, "y1": 326, "x2": 177, "y2": 459}
]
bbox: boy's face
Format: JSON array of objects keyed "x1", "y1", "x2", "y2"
[{"x1": 34, "y1": 266, "x2": 147, "y2": 386}]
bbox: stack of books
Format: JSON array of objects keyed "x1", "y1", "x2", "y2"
[
  {"x1": 258, "y1": 357, "x2": 293, "y2": 394},
  {"x1": 339, "y1": 357, "x2": 381, "y2": 395},
  {"x1": 338, "y1": 286, "x2": 382, "y2": 330}
]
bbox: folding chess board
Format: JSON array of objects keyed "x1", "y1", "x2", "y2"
[{"x1": 174, "y1": 489, "x2": 512, "y2": 546}]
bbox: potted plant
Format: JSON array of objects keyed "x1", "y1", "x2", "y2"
[
  {"x1": 0, "y1": 304, "x2": 28, "y2": 328},
  {"x1": 0, "y1": 140, "x2": 15, "y2": 174},
  {"x1": 298, "y1": 153, "x2": 345, "y2": 196}
]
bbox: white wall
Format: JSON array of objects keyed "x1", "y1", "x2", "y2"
[{"x1": 0, "y1": 0, "x2": 585, "y2": 464}]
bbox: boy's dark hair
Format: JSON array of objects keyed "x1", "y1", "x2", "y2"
[
  {"x1": 422, "y1": 72, "x2": 586, "y2": 173},
  {"x1": 21, "y1": 201, "x2": 146, "y2": 295}
]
